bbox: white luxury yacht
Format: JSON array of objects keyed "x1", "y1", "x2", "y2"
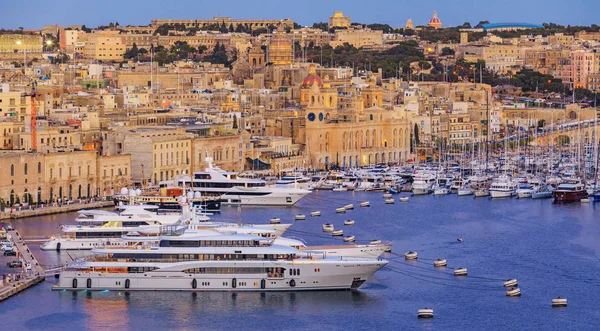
[
  {"x1": 178, "y1": 157, "x2": 311, "y2": 206},
  {"x1": 53, "y1": 225, "x2": 388, "y2": 292},
  {"x1": 41, "y1": 205, "x2": 291, "y2": 251},
  {"x1": 490, "y1": 175, "x2": 518, "y2": 198},
  {"x1": 412, "y1": 172, "x2": 435, "y2": 195}
]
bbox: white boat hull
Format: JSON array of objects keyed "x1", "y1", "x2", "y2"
[
  {"x1": 53, "y1": 260, "x2": 387, "y2": 292},
  {"x1": 412, "y1": 188, "x2": 432, "y2": 195},
  {"x1": 40, "y1": 238, "x2": 107, "y2": 251},
  {"x1": 490, "y1": 190, "x2": 515, "y2": 199},
  {"x1": 517, "y1": 190, "x2": 533, "y2": 198}
]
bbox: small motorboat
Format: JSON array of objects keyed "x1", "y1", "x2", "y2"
[
  {"x1": 322, "y1": 223, "x2": 334, "y2": 232},
  {"x1": 360, "y1": 201, "x2": 370, "y2": 207},
  {"x1": 474, "y1": 189, "x2": 490, "y2": 197},
  {"x1": 552, "y1": 297, "x2": 567, "y2": 307},
  {"x1": 343, "y1": 235, "x2": 355, "y2": 242},
  {"x1": 383, "y1": 193, "x2": 393, "y2": 199},
  {"x1": 332, "y1": 186, "x2": 348, "y2": 192},
  {"x1": 295, "y1": 214, "x2": 306, "y2": 220},
  {"x1": 336, "y1": 207, "x2": 346, "y2": 213},
  {"x1": 344, "y1": 204, "x2": 354, "y2": 210},
  {"x1": 454, "y1": 268, "x2": 468, "y2": 276},
  {"x1": 532, "y1": 188, "x2": 553, "y2": 199},
  {"x1": 389, "y1": 187, "x2": 400, "y2": 194},
  {"x1": 417, "y1": 308, "x2": 434, "y2": 318},
  {"x1": 370, "y1": 239, "x2": 382, "y2": 245},
  {"x1": 506, "y1": 287, "x2": 521, "y2": 297},
  {"x1": 399, "y1": 197, "x2": 409, "y2": 202},
  {"x1": 310, "y1": 211, "x2": 321, "y2": 217},
  {"x1": 405, "y1": 251, "x2": 418, "y2": 260},
  {"x1": 269, "y1": 217, "x2": 281, "y2": 224},
  {"x1": 344, "y1": 219, "x2": 355, "y2": 226},
  {"x1": 434, "y1": 187, "x2": 450, "y2": 195},
  {"x1": 385, "y1": 199, "x2": 395, "y2": 204},
  {"x1": 457, "y1": 237, "x2": 463, "y2": 242},
  {"x1": 581, "y1": 198, "x2": 590, "y2": 203},
  {"x1": 331, "y1": 229, "x2": 344, "y2": 236},
  {"x1": 503, "y1": 279, "x2": 518, "y2": 287},
  {"x1": 433, "y1": 259, "x2": 447, "y2": 267},
  {"x1": 457, "y1": 186, "x2": 474, "y2": 196}
]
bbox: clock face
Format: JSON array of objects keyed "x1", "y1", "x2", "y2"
[
  {"x1": 307, "y1": 112, "x2": 316, "y2": 121},
  {"x1": 318, "y1": 113, "x2": 324, "y2": 121}
]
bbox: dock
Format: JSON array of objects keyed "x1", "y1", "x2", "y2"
[
  {"x1": 0, "y1": 200, "x2": 114, "y2": 220},
  {"x1": 0, "y1": 228, "x2": 46, "y2": 302}
]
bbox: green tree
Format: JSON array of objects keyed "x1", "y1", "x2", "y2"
[
  {"x1": 441, "y1": 47, "x2": 455, "y2": 56},
  {"x1": 232, "y1": 114, "x2": 238, "y2": 129},
  {"x1": 124, "y1": 43, "x2": 139, "y2": 59},
  {"x1": 312, "y1": 22, "x2": 329, "y2": 31},
  {"x1": 537, "y1": 119, "x2": 546, "y2": 128},
  {"x1": 414, "y1": 123, "x2": 420, "y2": 144}
]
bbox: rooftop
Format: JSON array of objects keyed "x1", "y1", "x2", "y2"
[{"x1": 480, "y1": 23, "x2": 544, "y2": 30}]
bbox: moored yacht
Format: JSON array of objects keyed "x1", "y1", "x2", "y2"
[
  {"x1": 412, "y1": 173, "x2": 435, "y2": 195},
  {"x1": 179, "y1": 157, "x2": 311, "y2": 206},
  {"x1": 553, "y1": 180, "x2": 587, "y2": 202},
  {"x1": 489, "y1": 175, "x2": 517, "y2": 199},
  {"x1": 516, "y1": 184, "x2": 535, "y2": 199},
  {"x1": 41, "y1": 206, "x2": 291, "y2": 251},
  {"x1": 53, "y1": 228, "x2": 388, "y2": 292}
]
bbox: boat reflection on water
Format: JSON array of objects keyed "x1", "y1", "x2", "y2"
[{"x1": 59, "y1": 285, "x2": 384, "y2": 315}]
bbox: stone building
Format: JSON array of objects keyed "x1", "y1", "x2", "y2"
[
  {"x1": 0, "y1": 150, "x2": 131, "y2": 206},
  {"x1": 104, "y1": 127, "x2": 193, "y2": 186},
  {"x1": 0, "y1": 34, "x2": 42, "y2": 62},
  {"x1": 302, "y1": 70, "x2": 410, "y2": 169},
  {"x1": 329, "y1": 12, "x2": 351, "y2": 29},
  {"x1": 268, "y1": 26, "x2": 293, "y2": 65},
  {"x1": 330, "y1": 28, "x2": 383, "y2": 48}
]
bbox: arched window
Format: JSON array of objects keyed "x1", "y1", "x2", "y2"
[{"x1": 10, "y1": 164, "x2": 14, "y2": 176}]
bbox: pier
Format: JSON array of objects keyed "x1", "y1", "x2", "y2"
[
  {"x1": 0, "y1": 200, "x2": 114, "y2": 220},
  {"x1": 0, "y1": 228, "x2": 45, "y2": 302}
]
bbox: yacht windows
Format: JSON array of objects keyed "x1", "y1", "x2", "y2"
[
  {"x1": 105, "y1": 253, "x2": 294, "y2": 262},
  {"x1": 159, "y1": 239, "x2": 260, "y2": 247},
  {"x1": 184, "y1": 267, "x2": 266, "y2": 274}
]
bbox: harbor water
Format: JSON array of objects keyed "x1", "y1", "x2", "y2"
[{"x1": 1, "y1": 191, "x2": 599, "y2": 330}]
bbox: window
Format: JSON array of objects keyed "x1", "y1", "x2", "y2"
[
  {"x1": 38, "y1": 162, "x2": 41, "y2": 174},
  {"x1": 10, "y1": 164, "x2": 14, "y2": 176}
]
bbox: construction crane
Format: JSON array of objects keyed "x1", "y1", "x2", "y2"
[{"x1": 27, "y1": 86, "x2": 83, "y2": 152}]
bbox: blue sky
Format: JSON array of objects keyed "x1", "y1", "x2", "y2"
[{"x1": 2, "y1": 0, "x2": 595, "y2": 29}]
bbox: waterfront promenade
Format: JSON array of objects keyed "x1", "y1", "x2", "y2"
[
  {"x1": 0, "y1": 200, "x2": 114, "y2": 220},
  {"x1": 0, "y1": 229, "x2": 44, "y2": 301}
]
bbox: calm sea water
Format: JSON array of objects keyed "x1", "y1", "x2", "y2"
[{"x1": 1, "y1": 191, "x2": 599, "y2": 331}]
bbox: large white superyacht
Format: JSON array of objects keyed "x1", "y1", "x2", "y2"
[
  {"x1": 53, "y1": 226, "x2": 388, "y2": 292},
  {"x1": 178, "y1": 157, "x2": 311, "y2": 206},
  {"x1": 41, "y1": 205, "x2": 291, "y2": 251}
]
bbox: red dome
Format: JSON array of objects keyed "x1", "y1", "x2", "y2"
[{"x1": 302, "y1": 74, "x2": 324, "y2": 88}]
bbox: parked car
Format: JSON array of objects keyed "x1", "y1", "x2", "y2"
[
  {"x1": 1, "y1": 244, "x2": 13, "y2": 251},
  {"x1": 4, "y1": 250, "x2": 16, "y2": 256},
  {"x1": 7, "y1": 260, "x2": 22, "y2": 268},
  {"x1": 6, "y1": 225, "x2": 14, "y2": 231}
]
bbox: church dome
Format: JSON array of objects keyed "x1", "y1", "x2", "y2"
[
  {"x1": 302, "y1": 64, "x2": 323, "y2": 88},
  {"x1": 428, "y1": 11, "x2": 442, "y2": 29}
]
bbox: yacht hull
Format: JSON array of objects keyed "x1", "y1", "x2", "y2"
[
  {"x1": 552, "y1": 190, "x2": 587, "y2": 202},
  {"x1": 490, "y1": 190, "x2": 514, "y2": 199},
  {"x1": 53, "y1": 260, "x2": 387, "y2": 292}
]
